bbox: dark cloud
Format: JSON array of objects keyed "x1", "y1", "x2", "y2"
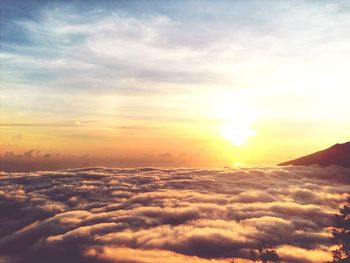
[
  {"x1": 2, "y1": 149, "x2": 39, "y2": 159},
  {"x1": 0, "y1": 166, "x2": 349, "y2": 263},
  {"x1": 23, "y1": 149, "x2": 38, "y2": 158},
  {"x1": 0, "y1": 151, "x2": 193, "y2": 172}
]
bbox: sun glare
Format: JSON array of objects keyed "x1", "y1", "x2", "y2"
[
  {"x1": 218, "y1": 104, "x2": 256, "y2": 146},
  {"x1": 221, "y1": 122, "x2": 255, "y2": 145}
]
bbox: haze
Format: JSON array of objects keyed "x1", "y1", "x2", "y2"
[{"x1": 2, "y1": 0, "x2": 350, "y2": 169}]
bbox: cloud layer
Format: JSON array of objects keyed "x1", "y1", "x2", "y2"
[
  {"x1": 0, "y1": 166, "x2": 349, "y2": 263},
  {"x1": 3, "y1": 1, "x2": 350, "y2": 125}
]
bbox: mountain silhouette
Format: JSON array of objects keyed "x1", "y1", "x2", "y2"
[{"x1": 278, "y1": 142, "x2": 350, "y2": 168}]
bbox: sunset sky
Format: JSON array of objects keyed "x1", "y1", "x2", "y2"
[{"x1": 1, "y1": 0, "x2": 350, "y2": 168}]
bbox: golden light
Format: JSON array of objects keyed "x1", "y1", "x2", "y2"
[
  {"x1": 221, "y1": 123, "x2": 255, "y2": 145},
  {"x1": 218, "y1": 104, "x2": 256, "y2": 146},
  {"x1": 233, "y1": 161, "x2": 243, "y2": 167}
]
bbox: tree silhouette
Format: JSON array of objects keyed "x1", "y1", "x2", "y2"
[
  {"x1": 250, "y1": 244, "x2": 282, "y2": 263},
  {"x1": 327, "y1": 197, "x2": 350, "y2": 263}
]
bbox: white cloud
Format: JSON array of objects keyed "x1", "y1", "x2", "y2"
[
  {"x1": 0, "y1": 166, "x2": 349, "y2": 262},
  {"x1": 2, "y1": 1, "x2": 350, "y2": 132}
]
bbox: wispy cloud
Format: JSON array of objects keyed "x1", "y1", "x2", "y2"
[
  {"x1": 2, "y1": 1, "x2": 350, "y2": 125},
  {"x1": 3, "y1": 1, "x2": 350, "y2": 98},
  {"x1": 2, "y1": 1, "x2": 350, "y2": 164}
]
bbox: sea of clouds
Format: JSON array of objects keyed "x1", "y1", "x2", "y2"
[{"x1": 0, "y1": 166, "x2": 349, "y2": 263}]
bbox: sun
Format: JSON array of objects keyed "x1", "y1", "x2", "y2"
[
  {"x1": 218, "y1": 105, "x2": 256, "y2": 146},
  {"x1": 220, "y1": 122, "x2": 255, "y2": 145}
]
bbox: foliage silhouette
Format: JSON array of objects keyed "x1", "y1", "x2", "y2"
[
  {"x1": 327, "y1": 197, "x2": 350, "y2": 263},
  {"x1": 250, "y1": 243, "x2": 282, "y2": 263}
]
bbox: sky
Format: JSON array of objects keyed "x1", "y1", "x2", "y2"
[{"x1": 1, "y1": 0, "x2": 350, "y2": 169}]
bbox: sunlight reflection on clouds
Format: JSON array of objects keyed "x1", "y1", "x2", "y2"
[{"x1": 0, "y1": 166, "x2": 349, "y2": 263}]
